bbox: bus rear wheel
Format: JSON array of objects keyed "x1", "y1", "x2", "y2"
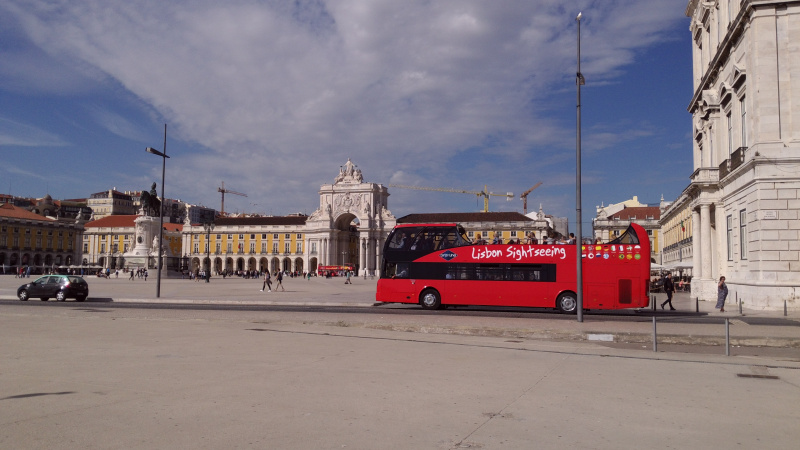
[
  {"x1": 420, "y1": 289, "x2": 442, "y2": 310},
  {"x1": 556, "y1": 292, "x2": 578, "y2": 314}
]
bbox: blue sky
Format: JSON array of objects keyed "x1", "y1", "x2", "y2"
[{"x1": 1, "y1": 0, "x2": 692, "y2": 230}]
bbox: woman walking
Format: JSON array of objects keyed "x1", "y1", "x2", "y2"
[
  {"x1": 716, "y1": 276, "x2": 728, "y2": 312},
  {"x1": 275, "y1": 271, "x2": 285, "y2": 291},
  {"x1": 261, "y1": 271, "x2": 272, "y2": 292}
]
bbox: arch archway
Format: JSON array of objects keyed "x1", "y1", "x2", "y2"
[
  {"x1": 294, "y1": 257, "x2": 304, "y2": 273},
  {"x1": 259, "y1": 257, "x2": 269, "y2": 272},
  {"x1": 270, "y1": 257, "x2": 280, "y2": 273}
]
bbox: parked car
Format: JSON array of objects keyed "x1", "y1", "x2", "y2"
[{"x1": 17, "y1": 275, "x2": 89, "y2": 302}]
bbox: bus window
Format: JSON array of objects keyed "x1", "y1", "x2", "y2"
[
  {"x1": 384, "y1": 262, "x2": 410, "y2": 278},
  {"x1": 607, "y1": 225, "x2": 640, "y2": 245},
  {"x1": 388, "y1": 227, "x2": 424, "y2": 250}
]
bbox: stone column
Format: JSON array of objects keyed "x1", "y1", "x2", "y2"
[
  {"x1": 374, "y1": 236, "x2": 382, "y2": 277},
  {"x1": 692, "y1": 208, "x2": 701, "y2": 281},
  {"x1": 360, "y1": 238, "x2": 366, "y2": 275},
  {"x1": 700, "y1": 203, "x2": 712, "y2": 283}
]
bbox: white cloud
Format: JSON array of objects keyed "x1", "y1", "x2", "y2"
[
  {"x1": 0, "y1": 117, "x2": 68, "y2": 147},
  {"x1": 2, "y1": 0, "x2": 688, "y2": 217}
]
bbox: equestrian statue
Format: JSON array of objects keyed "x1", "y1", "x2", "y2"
[{"x1": 139, "y1": 182, "x2": 162, "y2": 217}]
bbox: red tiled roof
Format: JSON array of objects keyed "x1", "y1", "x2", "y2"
[
  {"x1": 164, "y1": 223, "x2": 183, "y2": 232},
  {"x1": 85, "y1": 215, "x2": 184, "y2": 231},
  {"x1": 611, "y1": 206, "x2": 661, "y2": 221},
  {"x1": 398, "y1": 212, "x2": 534, "y2": 223},
  {"x1": 0, "y1": 203, "x2": 55, "y2": 222},
  {"x1": 85, "y1": 215, "x2": 138, "y2": 228}
]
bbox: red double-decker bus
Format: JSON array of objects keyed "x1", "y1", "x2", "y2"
[{"x1": 376, "y1": 222, "x2": 651, "y2": 313}]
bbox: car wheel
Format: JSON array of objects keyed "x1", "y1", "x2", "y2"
[
  {"x1": 556, "y1": 292, "x2": 578, "y2": 314},
  {"x1": 76, "y1": 296, "x2": 86, "y2": 302},
  {"x1": 18, "y1": 290, "x2": 29, "y2": 301},
  {"x1": 419, "y1": 289, "x2": 442, "y2": 310},
  {"x1": 56, "y1": 291, "x2": 67, "y2": 302}
]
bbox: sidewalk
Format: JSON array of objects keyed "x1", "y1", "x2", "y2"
[{"x1": 1, "y1": 274, "x2": 798, "y2": 349}]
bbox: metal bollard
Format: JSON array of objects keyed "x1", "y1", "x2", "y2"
[
  {"x1": 785, "y1": 300, "x2": 788, "y2": 317},
  {"x1": 652, "y1": 316, "x2": 658, "y2": 352},
  {"x1": 725, "y1": 318, "x2": 730, "y2": 356},
  {"x1": 696, "y1": 297, "x2": 699, "y2": 313},
  {"x1": 651, "y1": 295, "x2": 656, "y2": 311},
  {"x1": 739, "y1": 293, "x2": 743, "y2": 315}
]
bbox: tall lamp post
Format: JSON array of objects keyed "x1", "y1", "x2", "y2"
[
  {"x1": 203, "y1": 221, "x2": 215, "y2": 282},
  {"x1": 146, "y1": 124, "x2": 168, "y2": 298},
  {"x1": 575, "y1": 12, "x2": 585, "y2": 322}
]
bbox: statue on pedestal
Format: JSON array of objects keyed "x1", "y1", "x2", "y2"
[{"x1": 139, "y1": 182, "x2": 162, "y2": 217}]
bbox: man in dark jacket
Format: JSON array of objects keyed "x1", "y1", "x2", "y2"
[{"x1": 661, "y1": 274, "x2": 676, "y2": 310}]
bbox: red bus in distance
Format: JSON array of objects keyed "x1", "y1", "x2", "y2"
[{"x1": 376, "y1": 222, "x2": 651, "y2": 313}]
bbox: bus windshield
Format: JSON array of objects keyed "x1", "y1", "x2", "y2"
[
  {"x1": 607, "y1": 225, "x2": 640, "y2": 245},
  {"x1": 386, "y1": 225, "x2": 471, "y2": 252}
]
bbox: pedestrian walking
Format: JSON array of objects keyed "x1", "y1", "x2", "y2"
[
  {"x1": 661, "y1": 274, "x2": 676, "y2": 310},
  {"x1": 276, "y1": 271, "x2": 285, "y2": 291},
  {"x1": 261, "y1": 271, "x2": 272, "y2": 292},
  {"x1": 344, "y1": 270, "x2": 352, "y2": 284},
  {"x1": 144, "y1": 269, "x2": 148, "y2": 281},
  {"x1": 129, "y1": 270, "x2": 134, "y2": 280},
  {"x1": 716, "y1": 276, "x2": 728, "y2": 312}
]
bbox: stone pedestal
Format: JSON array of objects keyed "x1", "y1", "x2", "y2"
[{"x1": 122, "y1": 215, "x2": 177, "y2": 275}]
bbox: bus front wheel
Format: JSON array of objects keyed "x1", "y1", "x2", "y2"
[
  {"x1": 556, "y1": 292, "x2": 578, "y2": 314},
  {"x1": 420, "y1": 289, "x2": 442, "y2": 310}
]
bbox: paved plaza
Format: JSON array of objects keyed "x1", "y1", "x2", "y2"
[
  {"x1": 1, "y1": 273, "x2": 799, "y2": 351},
  {"x1": 0, "y1": 299, "x2": 798, "y2": 449}
]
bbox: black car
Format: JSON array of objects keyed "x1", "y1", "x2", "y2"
[{"x1": 17, "y1": 275, "x2": 89, "y2": 302}]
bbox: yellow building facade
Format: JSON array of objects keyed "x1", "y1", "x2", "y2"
[{"x1": 0, "y1": 203, "x2": 82, "y2": 273}]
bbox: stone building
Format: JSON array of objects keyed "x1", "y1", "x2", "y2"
[
  {"x1": 685, "y1": 0, "x2": 800, "y2": 308},
  {"x1": 87, "y1": 189, "x2": 136, "y2": 219},
  {"x1": 181, "y1": 159, "x2": 395, "y2": 276},
  {"x1": 0, "y1": 203, "x2": 83, "y2": 273}
]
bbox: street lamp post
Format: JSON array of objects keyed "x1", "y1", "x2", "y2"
[
  {"x1": 203, "y1": 221, "x2": 215, "y2": 283},
  {"x1": 576, "y1": 12, "x2": 585, "y2": 322},
  {"x1": 146, "y1": 124, "x2": 169, "y2": 298}
]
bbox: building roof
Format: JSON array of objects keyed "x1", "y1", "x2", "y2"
[
  {"x1": 85, "y1": 215, "x2": 137, "y2": 228},
  {"x1": 0, "y1": 203, "x2": 55, "y2": 222},
  {"x1": 397, "y1": 212, "x2": 534, "y2": 224},
  {"x1": 610, "y1": 206, "x2": 661, "y2": 221},
  {"x1": 212, "y1": 216, "x2": 309, "y2": 227},
  {"x1": 163, "y1": 223, "x2": 183, "y2": 232},
  {"x1": 85, "y1": 215, "x2": 183, "y2": 232}
]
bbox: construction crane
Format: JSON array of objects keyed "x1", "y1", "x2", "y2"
[
  {"x1": 218, "y1": 181, "x2": 247, "y2": 215},
  {"x1": 520, "y1": 182, "x2": 543, "y2": 214},
  {"x1": 389, "y1": 184, "x2": 513, "y2": 213}
]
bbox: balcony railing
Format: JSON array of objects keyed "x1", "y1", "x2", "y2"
[
  {"x1": 730, "y1": 146, "x2": 746, "y2": 172},
  {"x1": 718, "y1": 159, "x2": 729, "y2": 179}
]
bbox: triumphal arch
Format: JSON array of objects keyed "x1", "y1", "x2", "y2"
[{"x1": 305, "y1": 159, "x2": 396, "y2": 276}]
